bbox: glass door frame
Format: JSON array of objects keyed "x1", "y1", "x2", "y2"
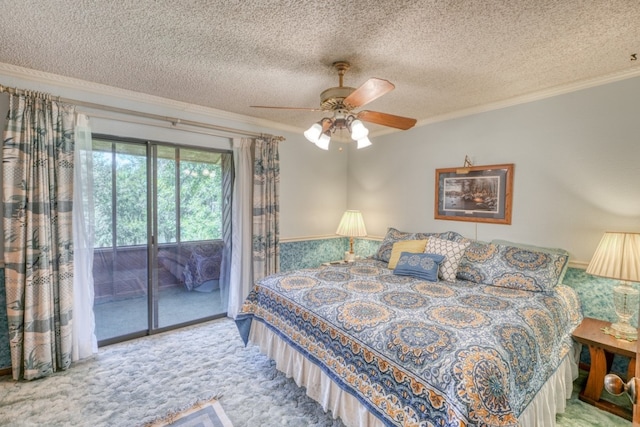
[{"x1": 94, "y1": 134, "x2": 230, "y2": 347}]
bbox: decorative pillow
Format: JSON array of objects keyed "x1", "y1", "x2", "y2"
[
  {"x1": 446, "y1": 231, "x2": 466, "y2": 243},
  {"x1": 374, "y1": 228, "x2": 449, "y2": 263},
  {"x1": 393, "y1": 252, "x2": 445, "y2": 282},
  {"x1": 424, "y1": 237, "x2": 470, "y2": 282},
  {"x1": 457, "y1": 242, "x2": 569, "y2": 292},
  {"x1": 457, "y1": 241, "x2": 498, "y2": 283},
  {"x1": 491, "y1": 239, "x2": 570, "y2": 284},
  {"x1": 388, "y1": 239, "x2": 428, "y2": 269}
]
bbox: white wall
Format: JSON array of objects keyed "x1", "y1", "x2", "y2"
[
  {"x1": 278, "y1": 137, "x2": 348, "y2": 239},
  {"x1": 0, "y1": 66, "x2": 348, "y2": 240},
  {"x1": 348, "y1": 76, "x2": 640, "y2": 264}
]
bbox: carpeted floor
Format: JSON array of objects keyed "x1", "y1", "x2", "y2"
[{"x1": 0, "y1": 318, "x2": 631, "y2": 426}]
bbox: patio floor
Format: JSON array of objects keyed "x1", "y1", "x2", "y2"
[{"x1": 94, "y1": 284, "x2": 226, "y2": 342}]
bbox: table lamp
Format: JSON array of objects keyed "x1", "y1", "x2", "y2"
[
  {"x1": 336, "y1": 210, "x2": 367, "y2": 262},
  {"x1": 586, "y1": 232, "x2": 640, "y2": 341}
]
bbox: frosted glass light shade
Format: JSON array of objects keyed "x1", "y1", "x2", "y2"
[
  {"x1": 357, "y1": 136, "x2": 372, "y2": 149},
  {"x1": 350, "y1": 119, "x2": 369, "y2": 140},
  {"x1": 304, "y1": 123, "x2": 323, "y2": 143},
  {"x1": 316, "y1": 132, "x2": 330, "y2": 150}
]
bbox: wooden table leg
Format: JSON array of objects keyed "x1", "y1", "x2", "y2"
[
  {"x1": 581, "y1": 345, "x2": 609, "y2": 402},
  {"x1": 580, "y1": 345, "x2": 633, "y2": 421}
]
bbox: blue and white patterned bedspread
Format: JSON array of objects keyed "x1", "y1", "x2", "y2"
[{"x1": 236, "y1": 259, "x2": 583, "y2": 427}]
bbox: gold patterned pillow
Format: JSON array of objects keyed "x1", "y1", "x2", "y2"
[{"x1": 388, "y1": 239, "x2": 428, "y2": 269}]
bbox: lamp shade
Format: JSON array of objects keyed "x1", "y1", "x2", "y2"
[
  {"x1": 350, "y1": 119, "x2": 369, "y2": 140},
  {"x1": 316, "y1": 132, "x2": 331, "y2": 150},
  {"x1": 586, "y1": 232, "x2": 640, "y2": 282},
  {"x1": 304, "y1": 123, "x2": 323, "y2": 143},
  {"x1": 336, "y1": 210, "x2": 367, "y2": 237},
  {"x1": 356, "y1": 136, "x2": 372, "y2": 149}
]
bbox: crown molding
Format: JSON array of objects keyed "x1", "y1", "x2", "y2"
[
  {"x1": 0, "y1": 62, "x2": 301, "y2": 134},
  {"x1": 372, "y1": 66, "x2": 640, "y2": 137},
  {"x1": 3, "y1": 61, "x2": 639, "y2": 139}
]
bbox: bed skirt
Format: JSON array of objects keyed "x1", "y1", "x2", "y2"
[{"x1": 248, "y1": 321, "x2": 579, "y2": 427}]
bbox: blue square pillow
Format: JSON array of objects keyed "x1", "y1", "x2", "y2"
[{"x1": 393, "y1": 252, "x2": 445, "y2": 282}]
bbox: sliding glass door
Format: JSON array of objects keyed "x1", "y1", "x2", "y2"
[{"x1": 92, "y1": 136, "x2": 232, "y2": 344}]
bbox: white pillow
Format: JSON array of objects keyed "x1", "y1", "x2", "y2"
[{"x1": 425, "y1": 237, "x2": 470, "y2": 282}]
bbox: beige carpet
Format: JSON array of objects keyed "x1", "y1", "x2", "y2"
[{"x1": 0, "y1": 318, "x2": 629, "y2": 426}]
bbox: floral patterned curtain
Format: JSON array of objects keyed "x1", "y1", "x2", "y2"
[
  {"x1": 3, "y1": 93, "x2": 75, "y2": 380},
  {"x1": 252, "y1": 137, "x2": 280, "y2": 281}
]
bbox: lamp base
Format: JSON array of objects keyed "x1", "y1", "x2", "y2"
[
  {"x1": 344, "y1": 251, "x2": 356, "y2": 262},
  {"x1": 610, "y1": 281, "x2": 639, "y2": 341}
]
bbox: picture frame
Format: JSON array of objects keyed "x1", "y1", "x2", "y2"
[{"x1": 434, "y1": 163, "x2": 514, "y2": 224}]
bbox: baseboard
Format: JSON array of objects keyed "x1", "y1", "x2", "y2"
[{"x1": 0, "y1": 366, "x2": 11, "y2": 377}]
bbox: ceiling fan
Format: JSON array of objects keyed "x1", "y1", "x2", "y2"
[{"x1": 251, "y1": 61, "x2": 417, "y2": 149}]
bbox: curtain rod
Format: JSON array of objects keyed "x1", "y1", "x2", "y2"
[{"x1": 0, "y1": 83, "x2": 284, "y2": 141}]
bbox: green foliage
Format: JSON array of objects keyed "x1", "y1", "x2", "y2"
[
  {"x1": 115, "y1": 152, "x2": 147, "y2": 246},
  {"x1": 178, "y1": 161, "x2": 222, "y2": 241},
  {"x1": 92, "y1": 140, "x2": 223, "y2": 248},
  {"x1": 93, "y1": 150, "x2": 113, "y2": 248}
]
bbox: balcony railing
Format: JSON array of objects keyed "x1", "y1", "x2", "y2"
[{"x1": 93, "y1": 239, "x2": 224, "y2": 304}]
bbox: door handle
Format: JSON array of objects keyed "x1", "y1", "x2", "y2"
[{"x1": 605, "y1": 373, "x2": 637, "y2": 404}]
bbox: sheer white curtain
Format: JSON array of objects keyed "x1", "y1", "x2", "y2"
[
  {"x1": 71, "y1": 113, "x2": 97, "y2": 360},
  {"x1": 228, "y1": 138, "x2": 254, "y2": 319}
]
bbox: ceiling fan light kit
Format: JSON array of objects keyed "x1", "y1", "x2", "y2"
[
  {"x1": 253, "y1": 61, "x2": 417, "y2": 150},
  {"x1": 356, "y1": 136, "x2": 372, "y2": 149},
  {"x1": 349, "y1": 119, "x2": 368, "y2": 140},
  {"x1": 315, "y1": 131, "x2": 331, "y2": 150},
  {"x1": 304, "y1": 114, "x2": 372, "y2": 150},
  {"x1": 303, "y1": 122, "x2": 324, "y2": 143}
]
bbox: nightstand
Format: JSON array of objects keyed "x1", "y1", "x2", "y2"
[{"x1": 572, "y1": 317, "x2": 636, "y2": 420}]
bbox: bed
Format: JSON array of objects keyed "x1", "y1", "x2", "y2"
[
  {"x1": 236, "y1": 229, "x2": 583, "y2": 426},
  {"x1": 157, "y1": 240, "x2": 224, "y2": 291}
]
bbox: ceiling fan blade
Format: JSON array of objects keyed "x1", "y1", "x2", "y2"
[
  {"x1": 250, "y1": 105, "x2": 324, "y2": 111},
  {"x1": 343, "y1": 78, "x2": 395, "y2": 108},
  {"x1": 357, "y1": 110, "x2": 417, "y2": 130}
]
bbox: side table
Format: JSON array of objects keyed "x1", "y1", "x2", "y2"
[{"x1": 572, "y1": 317, "x2": 636, "y2": 420}]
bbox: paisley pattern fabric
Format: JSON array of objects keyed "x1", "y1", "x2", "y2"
[
  {"x1": 393, "y1": 252, "x2": 444, "y2": 282},
  {"x1": 457, "y1": 242, "x2": 569, "y2": 292},
  {"x1": 374, "y1": 228, "x2": 451, "y2": 263},
  {"x1": 180, "y1": 241, "x2": 225, "y2": 291},
  {"x1": 237, "y1": 259, "x2": 583, "y2": 426}
]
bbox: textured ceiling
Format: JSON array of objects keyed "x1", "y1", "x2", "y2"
[{"x1": 0, "y1": 0, "x2": 639, "y2": 134}]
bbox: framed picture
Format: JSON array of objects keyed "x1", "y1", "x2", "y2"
[{"x1": 434, "y1": 163, "x2": 514, "y2": 224}]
